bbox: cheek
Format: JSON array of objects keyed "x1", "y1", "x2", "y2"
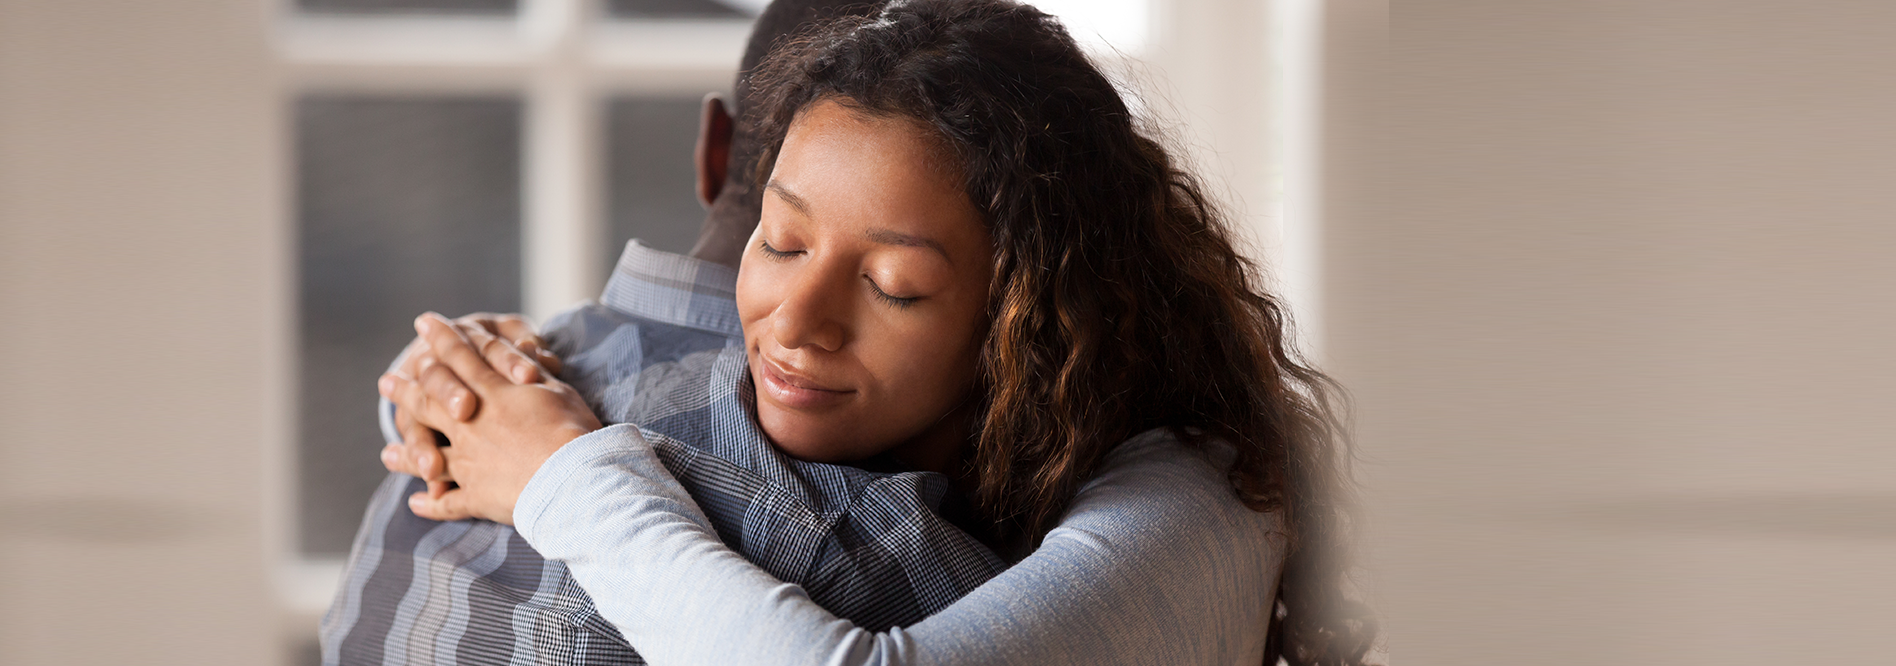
[
  {"x1": 861, "y1": 310, "x2": 985, "y2": 405},
  {"x1": 735, "y1": 263, "x2": 780, "y2": 331}
]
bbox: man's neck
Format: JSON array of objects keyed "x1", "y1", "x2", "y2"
[{"x1": 687, "y1": 202, "x2": 755, "y2": 270}]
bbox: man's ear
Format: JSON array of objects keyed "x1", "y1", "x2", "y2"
[{"x1": 695, "y1": 93, "x2": 734, "y2": 208}]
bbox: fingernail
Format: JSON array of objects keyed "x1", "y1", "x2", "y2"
[
  {"x1": 381, "y1": 446, "x2": 398, "y2": 466},
  {"x1": 512, "y1": 365, "x2": 534, "y2": 383},
  {"x1": 449, "y1": 393, "x2": 465, "y2": 414},
  {"x1": 408, "y1": 494, "x2": 426, "y2": 510},
  {"x1": 418, "y1": 451, "x2": 434, "y2": 471},
  {"x1": 378, "y1": 375, "x2": 395, "y2": 395}
]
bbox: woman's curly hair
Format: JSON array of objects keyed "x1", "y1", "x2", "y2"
[{"x1": 743, "y1": 1, "x2": 1377, "y2": 663}]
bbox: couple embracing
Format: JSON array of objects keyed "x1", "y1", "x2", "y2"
[{"x1": 323, "y1": 1, "x2": 1376, "y2": 664}]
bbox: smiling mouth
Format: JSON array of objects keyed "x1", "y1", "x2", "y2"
[
  {"x1": 757, "y1": 354, "x2": 854, "y2": 408},
  {"x1": 761, "y1": 354, "x2": 849, "y2": 391}
]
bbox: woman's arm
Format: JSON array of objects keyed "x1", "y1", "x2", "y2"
[
  {"x1": 383, "y1": 314, "x2": 1285, "y2": 664},
  {"x1": 517, "y1": 424, "x2": 1285, "y2": 666}
]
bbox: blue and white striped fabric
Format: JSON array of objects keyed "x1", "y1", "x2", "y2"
[{"x1": 320, "y1": 241, "x2": 1008, "y2": 666}]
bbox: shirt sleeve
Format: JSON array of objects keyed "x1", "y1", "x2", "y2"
[
  {"x1": 515, "y1": 424, "x2": 1285, "y2": 666},
  {"x1": 376, "y1": 342, "x2": 418, "y2": 447}
]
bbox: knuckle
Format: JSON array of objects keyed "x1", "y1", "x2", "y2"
[{"x1": 421, "y1": 364, "x2": 450, "y2": 388}]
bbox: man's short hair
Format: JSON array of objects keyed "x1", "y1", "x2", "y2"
[
  {"x1": 723, "y1": 1, "x2": 880, "y2": 209},
  {"x1": 736, "y1": 1, "x2": 879, "y2": 114}
]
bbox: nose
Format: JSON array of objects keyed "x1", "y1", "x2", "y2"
[{"x1": 771, "y1": 262, "x2": 849, "y2": 353}]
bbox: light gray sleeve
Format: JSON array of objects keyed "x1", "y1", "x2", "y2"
[
  {"x1": 375, "y1": 343, "x2": 417, "y2": 447},
  {"x1": 515, "y1": 424, "x2": 1285, "y2": 666}
]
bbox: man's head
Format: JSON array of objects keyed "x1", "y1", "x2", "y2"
[{"x1": 690, "y1": 0, "x2": 881, "y2": 267}]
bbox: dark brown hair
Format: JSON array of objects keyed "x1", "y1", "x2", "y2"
[
  {"x1": 746, "y1": 1, "x2": 1376, "y2": 663},
  {"x1": 724, "y1": 0, "x2": 879, "y2": 196}
]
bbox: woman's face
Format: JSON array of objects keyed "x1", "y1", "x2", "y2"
[{"x1": 737, "y1": 99, "x2": 993, "y2": 468}]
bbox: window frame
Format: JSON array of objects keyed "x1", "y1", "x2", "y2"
[{"x1": 267, "y1": 0, "x2": 753, "y2": 621}]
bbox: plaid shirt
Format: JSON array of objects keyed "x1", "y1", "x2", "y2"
[{"x1": 320, "y1": 241, "x2": 1008, "y2": 666}]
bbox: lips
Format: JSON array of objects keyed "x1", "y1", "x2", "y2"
[{"x1": 756, "y1": 353, "x2": 855, "y2": 409}]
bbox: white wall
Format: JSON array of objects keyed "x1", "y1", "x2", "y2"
[
  {"x1": 1333, "y1": 1, "x2": 1896, "y2": 663},
  {"x1": 0, "y1": 0, "x2": 282, "y2": 664},
  {"x1": 1144, "y1": 0, "x2": 1277, "y2": 261}
]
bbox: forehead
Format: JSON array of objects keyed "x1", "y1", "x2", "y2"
[
  {"x1": 782, "y1": 98, "x2": 956, "y2": 174},
  {"x1": 769, "y1": 99, "x2": 984, "y2": 252}
]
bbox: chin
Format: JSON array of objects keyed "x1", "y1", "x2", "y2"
[{"x1": 758, "y1": 410, "x2": 869, "y2": 463}]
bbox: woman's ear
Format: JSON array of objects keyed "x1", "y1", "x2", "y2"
[{"x1": 695, "y1": 93, "x2": 735, "y2": 208}]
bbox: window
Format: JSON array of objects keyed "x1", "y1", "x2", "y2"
[
  {"x1": 296, "y1": 95, "x2": 524, "y2": 555},
  {"x1": 603, "y1": 95, "x2": 709, "y2": 263},
  {"x1": 273, "y1": 0, "x2": 756, "y2": 623}
]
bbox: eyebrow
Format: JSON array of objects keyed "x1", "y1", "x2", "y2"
[
  {"x1": 765, "y1": 180, "x2": 813, "y2": 217},
  {"x1": 864, "y1": 228, "x2": 949, "y2": 259},
  {"x1": 768, "y1": 180, "x2": 952, "y2": 260}
]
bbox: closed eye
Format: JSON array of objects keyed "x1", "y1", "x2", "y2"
[
  {"x1": 758, "y1": 239, "x2": 802, "y2": 260},
  {"x1": 866, "y1": 277, "x2": 918, "y2": 309}
]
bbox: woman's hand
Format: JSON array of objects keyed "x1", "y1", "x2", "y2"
[
  {"x1": 381, "y1": 312, "x2": 563, "y2": 496},
  {"x1": 377, "y1": 312, "x2": 601, "y2": 525}
]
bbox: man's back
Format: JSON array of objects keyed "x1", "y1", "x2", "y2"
[{"x1": 320, "y1": 242, "x2": 1006, "y2": 665}]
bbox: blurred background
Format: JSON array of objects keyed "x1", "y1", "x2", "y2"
[{"x1": 2, "y1": 0, "x2": 1893, "y2": 664}]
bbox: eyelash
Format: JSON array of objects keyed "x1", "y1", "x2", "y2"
[
  {"x1": 758, "y1": 240, "x2": 919, "y2": 310},
  {"x1": 758, "y1": 239, "x2": 800, "y2": 260},
  {"x1": 869, "y1": 282, "x2": 919, "y2": 310}
]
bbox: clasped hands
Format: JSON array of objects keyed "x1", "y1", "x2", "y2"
[{"x1": 377, "y1": 312, "x2": 600, "y2": 525}]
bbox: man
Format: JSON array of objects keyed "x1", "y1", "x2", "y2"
[{"x1": 319, "y1": 2, "x2": 1006, "y2": 664}]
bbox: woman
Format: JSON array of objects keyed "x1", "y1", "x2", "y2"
[{"x1": 383, "y1": 1, "x2": 1376, "y2": 663}]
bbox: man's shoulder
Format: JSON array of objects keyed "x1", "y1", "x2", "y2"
[
  {"x1": 542, "y1": 301, "x2": 738, "y2": 361},
  {"x1": 541, "y1": 301, "x2": 739, "y2": 430}
]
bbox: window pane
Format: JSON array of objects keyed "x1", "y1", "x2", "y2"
[
  {"x1": 297, "y1": 96, "x2": 521, "y2": 556},
  {"x1": 297, "y1": 0, "x2": 516, "y2": 15},
  {"x1": 604, "y1": 96, "x2": 711, "y2": 265},
  {"x1": 605, "y1": 0, "x2": 749, "y2": 19}
]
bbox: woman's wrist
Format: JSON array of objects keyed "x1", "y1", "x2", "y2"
[{"x1": 517, "y1": 424, "x2": 655, "y2": 541}]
